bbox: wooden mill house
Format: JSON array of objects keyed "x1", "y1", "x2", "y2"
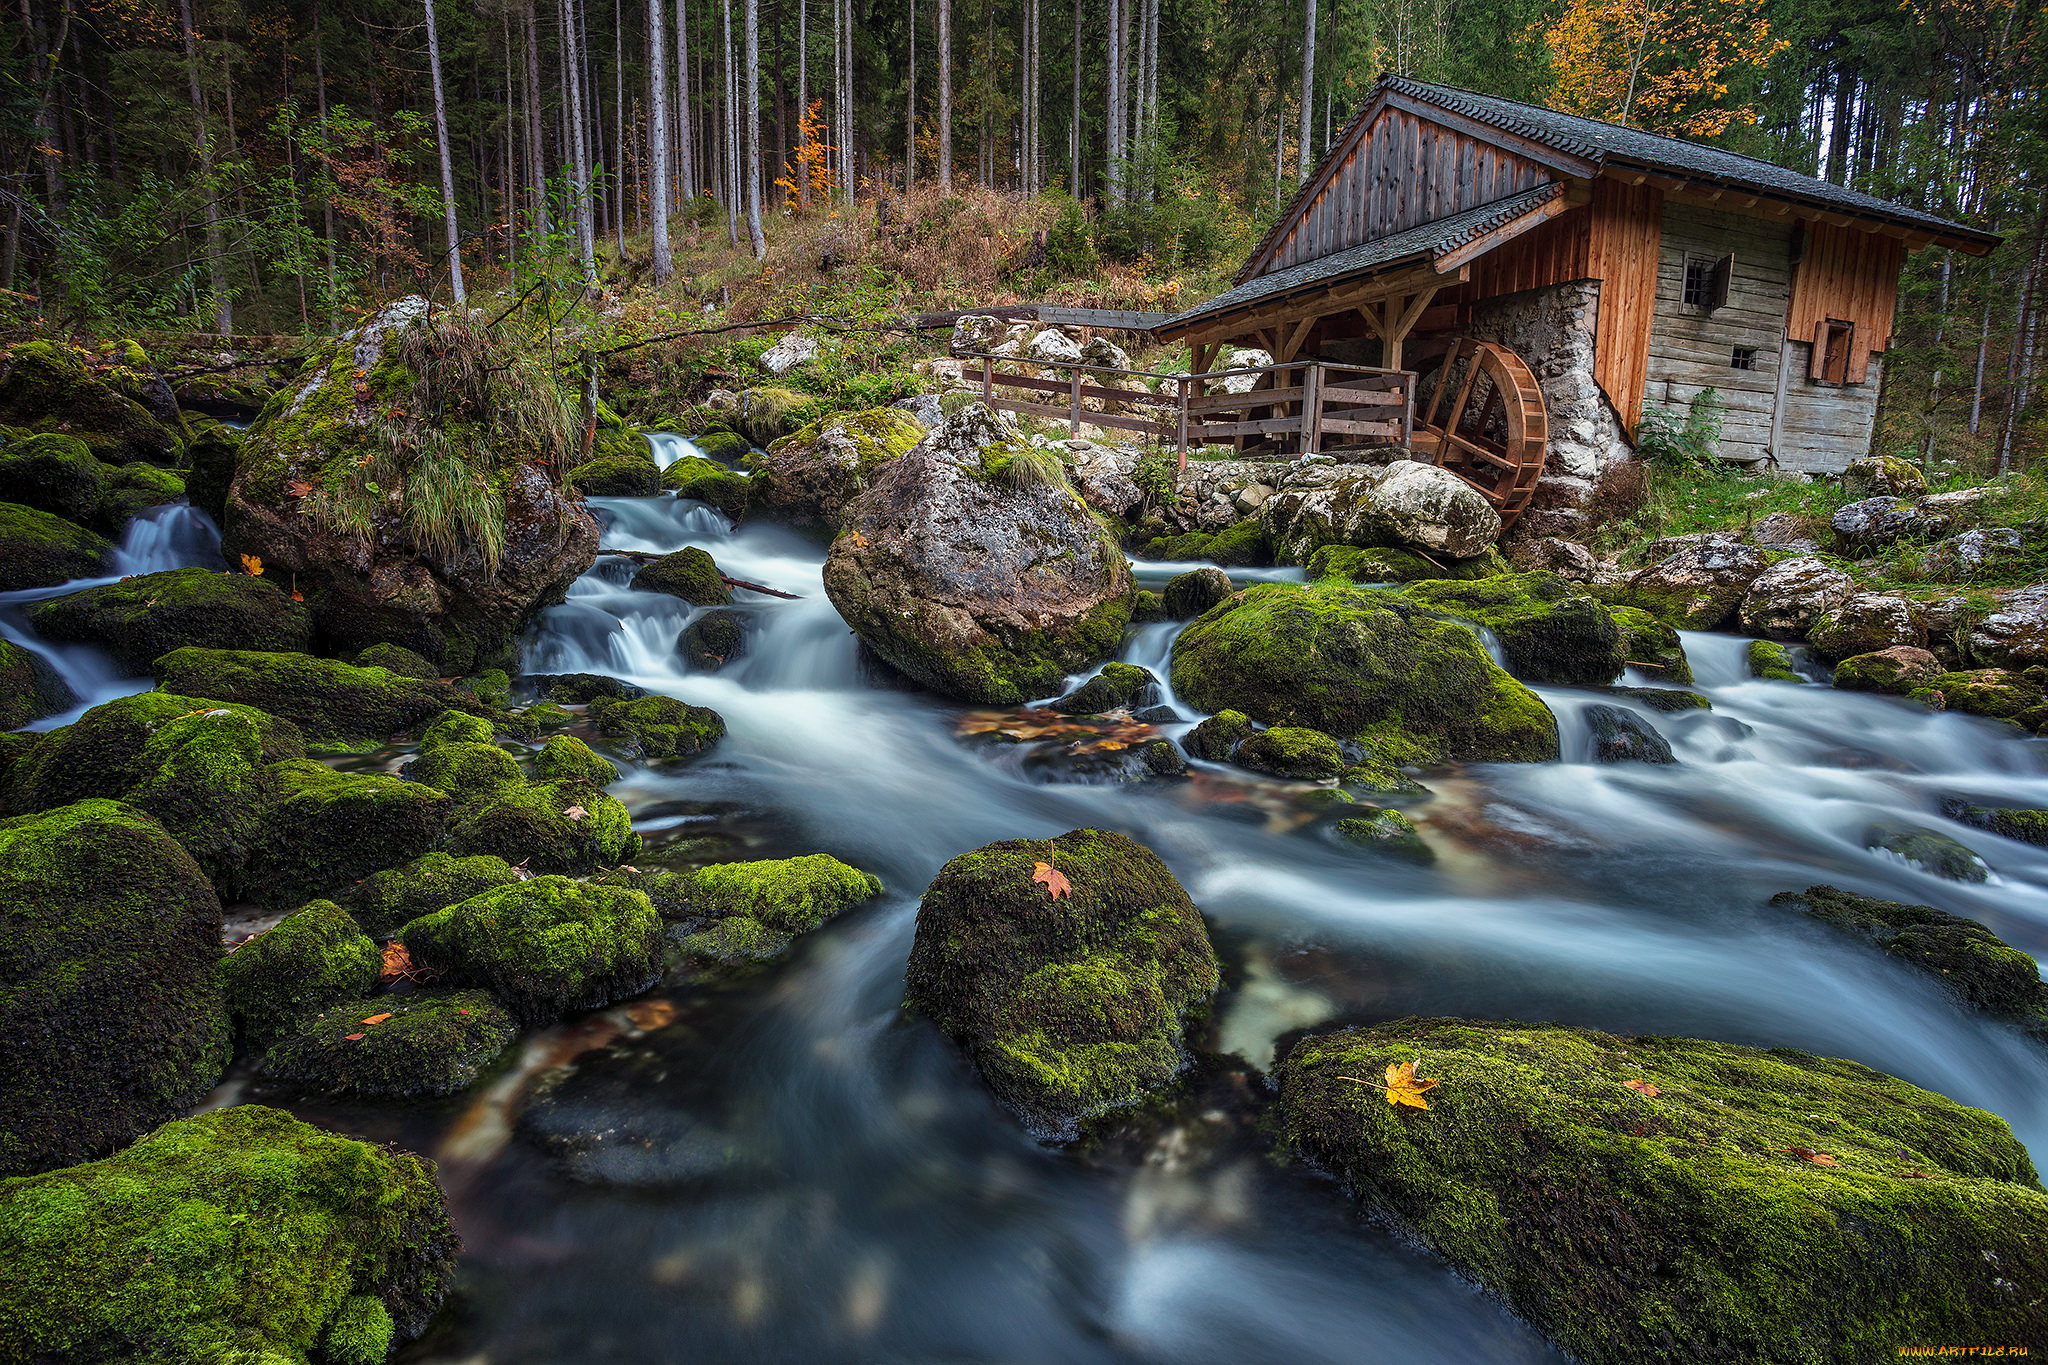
[{"x1": 1136, "y1": 76, "x2": 1998, "y2": 529}]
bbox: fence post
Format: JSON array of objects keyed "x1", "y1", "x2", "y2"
[
  {"x1": 1177, "y1": 376, "x2": 1189, "y2": 470},
  {"x1": 1401, "y1": 370, "x2": 1416, "y2": 451},
  {"x1": 1303, "y1": 363, "x2": 1323, "y2": 457},
  {"x1": 981, "y1": 355, "x2": 992, "y2": 404},
  {"x1": 1069, "y1": 370, "x2": 1082, "y2": 438}
]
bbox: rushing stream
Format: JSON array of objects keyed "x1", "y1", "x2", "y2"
[{"x1": 11, "y1": 439, "x2": 2048, "y2": 1362}]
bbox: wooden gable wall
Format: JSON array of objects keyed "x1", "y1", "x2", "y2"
[
  {"x1": 1787, "y1": 221, "x2": 1903, "y2": 383},
  {"x1": 1256, "y1": 106, "x2": 1553, "y2": 278}
]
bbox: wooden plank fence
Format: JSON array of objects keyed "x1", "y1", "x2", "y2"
[{"x1": 961, "y1": 351, "x2": 1415, "y2": 466}]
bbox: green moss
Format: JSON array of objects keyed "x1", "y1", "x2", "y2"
[
  {"x1": 1334, "y1": 808, "x2": 1435, "y2": 862},
  {"x1": 535, "y1": 733, "x2": 617, "y2": 786},
  {"x1": 747, "y1": 406, "x2": 926, "y2": 528},
  {"x1": 660, "y1": 454, "x2": 752, "y2": 518},
  {"x1": 0, "y1": 500, "x2": 112, "y2": 591},
  {"x1": 1945, "y1": 802, "x2": 2048, "y2": 848},
  {"x1": 1405, "y1": 572, "x2": 1625, "y2": 687},
  {"x1": 1599, "y1": 684, "x2": 1712, "y2": 712},
  {"x1": 1307, "y1": 543, "x2": 1505, "y2": 583},
  {"x1": 688, "y1": 428, "x2": 751, "y2": 462},
  {"x1": 99, "y1": 461, "x2": 187, "y2": 531},
  {"x1": 1910, "y1": 669, "x2": 2048, "y2": 730},
  {"x1": 1748, "y1": 639, "x2": 1804, "y2": 682},
  {"x1": 419, "y1": 708, "x2": 495, "y2": 749},
  {"x1": 734, "y1": 386, "x2": 816, "y2": 445},
  {"x1": 1863, "y1": 821, "x2": 1988, "y2": 883},
  {"x1": 0, "y1": 338, "x2": 183, "y2": 465},
  {"x1": 904, "y1": 828, "x2": 1219, "y2": 1138},
  {"x1": 676, "y1": 853, "x2": 882, "y2": 933},
  {"x1": 1771, "y1": 885, "x2": 2048, "y2": 1029},
  {"x1": 1131, "y1": 588, "x2": 1167, "y2": 621},
  {"x1": 519, "y1": 699, "x2": 577, "y2": 731},
  {"x1": 680, "y1": 606, "x2": 747, "y2": 670},
  {"x1": 30, "y1": 568, "x2": 314, "y2": 673},
  {"x1": 339, "y1": 851, "x2": 522, "y2": 938},
  {"x1": 152, "y1": 647, "x2": 475, "y2": 749},
  {"x1": 260, "y1": 988, "x2": 519, "y2": 1098},
  {"x1": 407, "y1": 740, "x2": 525, "y2": 803},
  {"x1": 222, "y1": 900, "x2": 381, "y2": 1048},
  {"x1": 1144, "y1": 518, "x2": 1271, "y2": 567},
  {"x1": 400, "y1": 875, "x2": 663, "y2": 1025},
  {"x1": 1181, "y1": 708, "x2": 1258, "y2": 764},
  {"x1": 245, "y1": 760, "x2": 451, "y2": 908},
  {"x1": 122, "y1": 705, "x2": 280, "y2": 890},
  {"x1": 1280, "y1": 1018, "x2": 2048, "y2": 1364},
  {"x1": 2, "y1": 690, "x2": 303, "y2": 816},
  {"x1": 459, "y1": 667, "x2": 512, "y2": 710},
  {"x1": 631, "y1": 545, "x2": 731, "y2": 604},
  {"x1": 1170, "y1": 580, "x2": 1558, "y2": 769},
  {"x1": 445, "y1": 777, "x2": 639, "y2": 873},
  {"x1": 568, "y1": 452, "x2": 661, "y2": 497},
  {"x1": 181, "y1": 418, "x2": 239, "y2": 524},
  {"x1": 588, "y1": 691, "x2": 726, "y2": 761},
  {"x1": 354, "y1": 642, "x2": 440, "y2": 679},
  {"x1": 0, "y1": 431, "x2": 107, "y2": 524},
  {"x1": 1608, "y1": 604, "x2": 1694, "y2": 684},
  {"x1": 0, "y1": 1105, "x2": 458, "y2": 1362},
  {"x1": 677, "y1": 915, "x2": 781, "y2": 962},
  {"x1": 0, "y1": 639, "x2": 74, "y2": 730},
  {"x1": 0, "y1": 799, "x2": 229, "y2": 1176},
  {"x1": 1234, "y1": 725, "x2": 1345, "y2": 779},
  {"x1": 1051, "y1": 662, "x2": 1157, "y2": 715}
]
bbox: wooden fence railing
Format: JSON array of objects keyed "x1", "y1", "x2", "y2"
[{"x1": 962, "y1": 352, "x2": 1415, "y2": 465}]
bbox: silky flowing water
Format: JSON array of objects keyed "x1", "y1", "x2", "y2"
[{"x1": 9, "y1": 444, "x2": 2048, "y2": 1363}]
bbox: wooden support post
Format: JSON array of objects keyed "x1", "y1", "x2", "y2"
[
  {"x1": 1176, "y1": 376, "x2": 1189, "y2": 470},
  {"x1": 1069, "y1": 370, "x2": 1081, "y2": 438},
  {"x1": 1401, "y1": 371, "x2": 1416, "y2": 450},
  {"x1": 1303, "y1": 362, "x2": 1323, "y2": 456},
  {"x1": 981, "y1": 356, "x2": 992, "y2": 403}
]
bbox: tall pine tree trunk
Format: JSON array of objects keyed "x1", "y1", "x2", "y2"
[
  {"x1": 745, "y1": 0, "x2": 766, "y2": 256},
  {"x1": 677, "y1": 0, "x2": 695, "y2": 200},
  {"x1": 937, "y1": 0, "x2": 952, "y2": 191},
  {"x1": 649, "y1": 0, "x2": 674, "y2": 279},
  {"x1": 424, "y1": 0, "x2": 467, "y2": 302},
  {"x1": 315, "y1": 0, "x2": 340, "y2": 327},
  {"x1": 177, "y1": 0, "x2": 229, "y2": 332},
  {"x1": 723, "y1": 0, "x2": 739, "y2": 245},
  {"x1": 1069, "y1": 0, "x2": 1079, "y2": 198},
  {"x1": 905, "y1": 0, "x2": 916, "y2": 189},
  {"x1": 524, "y1": 0, "x2": 550, "y2": 245},
  {"x1": 1298, "y1": 0, "x2": 1314, "y2": 181},
  {"x1": 563, "y1": 0, "x2": 598, "y2": 280},
  {"x1": 1105, "y1": 0, "x2": 1121, "y2": 204}
]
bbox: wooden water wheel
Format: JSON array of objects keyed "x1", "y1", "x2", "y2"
[{"x1": 1409, "y1": 338, "x2": 1549, "y2": 529}]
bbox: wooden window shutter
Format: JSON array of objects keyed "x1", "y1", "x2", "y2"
[
  {"x1": 1708, "y1": 254, "x2": 1734, "y2": 310},
  {"x1": 1810, "y1": 319, "x2": 1856, "y2": 383},
  {"x1": 1810, "y1": 320, "x2": 1831, "y2": 380}
]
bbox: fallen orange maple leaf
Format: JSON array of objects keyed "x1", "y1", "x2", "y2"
[
  {"x1": 343, "y1": 1032, "x2": 366, "y2": 1042},
  {"x1": 239, "y1": 553, "x2": 263, "y2": 576},
  {"x1": 1032, "y1": 861, "x2": 1072, "y2": 899},
  {"x1": 360, "y1": 1012, "x2": 393, "y2": 1025},
  {"x1": 1341, "y1": 1060, "x2": 1441, "y2": 1110},
  {"x1": 1624, "y1": 1078, "x2": 1661, "y2": 1097},
  {"x1": 1786, "y1": 1146, "x2": 1840, "y2": 1167}
]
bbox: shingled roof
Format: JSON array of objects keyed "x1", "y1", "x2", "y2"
[
  {"x1": 1235, "y1": 76, "x2": 1996, "y2": 288},
  {"x1": 1157, "y1": 183, "x2": 1564, "y2": 338}
]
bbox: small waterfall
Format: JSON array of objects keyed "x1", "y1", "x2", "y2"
[
  {"x1": 647, "y1": 432, "x2": 705, "y2": 470},
  {"x1": 114, "y1": 503, "x2": 225, "y2": 574}
]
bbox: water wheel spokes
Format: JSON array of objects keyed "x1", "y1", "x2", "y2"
[{"x1": 1411, "y1": 338, "x2": 1549, "y2": 529}]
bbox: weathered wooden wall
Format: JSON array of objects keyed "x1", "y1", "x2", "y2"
[
  {"x1": 1588, "y1": 179, "x2": 1663, "y2": 436},
  {"x1": 1787, "y1": 221, "x2": 1902, "y2": 384},
  {"x1": 1638, "y1": 202, "x2": 1797, "y2": 463},
  {"x1": 1776, "y1": 347, "x2": 1884, "y2": 472},
  {"x1": 1254, "y1": 107, "x2": 1551, "y2": 278}
]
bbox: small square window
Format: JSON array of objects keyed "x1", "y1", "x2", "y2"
[
  {"x1": 1731, "y1": 347, "x2": 1757, "y2": 371},
  {"x1": 1683, "y1": 259, "x2": 1713, "y2": 306}
]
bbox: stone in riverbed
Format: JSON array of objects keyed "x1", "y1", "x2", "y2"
[
  {"x1": 1607, "y1": 604, "x2": 1693, "y2": 683},
  {"x1": 0, "y1": 431, "x2": 107, "y2": 524},
  {"x1": 638, "y1": 853, "x2": 882, "y2": 965},
  {"x1": 1967, "y1": 585, "x2": 2048, "y2": 670},
  {"x1": 1582, "y1": 703, "x2": 1675, "y2": 764},
  {"x1": 0, "y1": 638, "x2": 75, "y2": 730},
  {"x1": 1616, "y1": 534, "x2": 1768, "y2": 629},
  {"x1": 588, "y1": 690, "x2": 726, "y2": 760},
  {"x1": 1405, "y1": 571, "x2": 1624, "y2": 686},
  {"x1": 0, "y1": 338, "x2": 185, "y2": 465},
  {"x1": 0, "y1": 499, "x2": 112, "y2": 591},
  {"x1": 1808, "y1": 593, "x2": 1924, "y2": 662},
  {"x1": 1048, "y1": 662, "x2": 1157, "y2": 715},
  {"x1": 1748, "y1": 639, "x2": 1804, "y2": 681},
  {"x1": 660, "y1": 453, "x2": 752, "y2": 519},
  {"x1": 259, "y1": 988, "x2": 519, "y2": 1098},
  {"x1": 904, "y1": 828, "x2": 1219, "y2": 1139},
  {"x1": 1942, "y1": 799, "x2": 2048, "y2": 847},
  {"x1": 29, "y1": 566, "x2": 314, "y2": 672},
  {"x1": 1833, "y1": 645, "x2": 1942, "y2": 694},
  {"x1": 220, "y1": 899, "x2": 381, "y2": 1048},
  {"x1": 1279, "y1": 1017, "x2": 2048, "y2": 1365},
  {"x1": 1333, "y1": 808, "x2": 1434, "y2": 862},
  {"x1": 745, "y1": 406, "x2": 924, "y2": 530},
  {"x1": 1163, "y1": 565, "x2": 1233, "y2": 619},
  {"x1": 1737, "y1": 556, "x2": 1856, "y2": 640},
  {"x1": 1910, "y1": 668, "x2": 2048, "y2": 730},
  {"x1": 337, "y1": 850, "x2": 523, "y2": 937},
  {"x1": 630, "y1": 544, "x2": 731, "y2": 605},
  {"x1": 245, "y1": 759, "x2": 452, "y2": 906},
  {"x1": 151, "y1": 646, "x2": 479, "y2": 749},
  {"x1": 679, "y1": 606, "x2": 748, "y2": 670},
  {"x1": 1863, "y1": 820, "x2": 1988, "y2": 882}
]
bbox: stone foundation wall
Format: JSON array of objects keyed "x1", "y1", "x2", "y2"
[{"x1": 1462, "y1": 279, "x2": 1635, "y2": 483}]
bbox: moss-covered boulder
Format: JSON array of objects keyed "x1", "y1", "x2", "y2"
[
  {"x1": 338, "y1": 850, "x2": 523, "y2": 937},
  {"x1": 1280, "y1": 1018, "x2": 2048, "y2": 1364},
  {"x1": 535, "y1": 733, "x2": 616, "y2": 786},
  {"x1": 1810, "y1": 593, "x2": 1924, "y2": 662},
  {"x1": 1771, "y1": 885, "x2": 2048, "y2": 1033},
  {"x1": 1584, "y1": 702, "x2": 1676, "y2": 763},
  {"x1": 0, "y1": 431, "x2": 108, "y2": 524},
  {"x1": 355, "y1": 641, "x2": 440, "y2": 679},
  {"x1": 1306, "y1": 543, "x2": 1505, "y2": 583},
  {"x1": 122, "y1": 706, "x2": 284, "y2": 890},
  {"x1": 1, "y1": 690, "x2": 304, "y2": 816},
  {"x1": 588, "y1": 690, "x2": 726, "y2": 761},
  {"x1": 223, "y1": 297, "x2": 599, "y2": 672},
  {"x1": 1405, "y1": 571, "x2": 1624, "y2": 686},
  {"x1": 30, "y1": 567, "x2": 313, "y2": 673},
  {"x1": 904, "y1": 829, "x2": 1219, "y2": 1138},
  {"x1": 0, "y1": 1104, "x2": 459, "y2": 1362},
  {"x1": 222, "y1": 900, "x2": 382, "y2": 1048},
  {"x1": 1170, "y1": 580, "x2": 1557, "y2": 770},
  {"x1": 1833, "y1": 645, "x2": 1943, "y2": 694},
  {"x1": 260, "y1": 989, "x2": 519, "y2": 1098},
  {"x1": 823, "y1": 403, "x2": 1133, "y2": 704},
  {"x1": 400, "y1": 875, "x2": 663, "y2": 1025},
  {"x1": 648, "y1": 853, "x2": 884, "y2": 964},
  {"x1": 1049, "y1": 662, "x2": 1157, "y2": 715},
  {"x1": 0, "y1": 639, "x2": 74, "y2": 730},
  {"x1": 733, "y1": 385, "x2": 818, "y2": 446},
  {"x1": 568, "y1": 451, "x2": 661, "y2": 497},
  {"x1": 0, "y1": 800, "x2": 229, "y2": 1176},
  {"x1": 689, "y1": 427, "x2": 752, "y2": 463},
  {"x1": 746, "y1": 406, "x2": 924, "y2": 529},
  {"x1": 182, "y1": 417, "x2": 239, "y2": 524},
  {"x1": 1261, "y1": 463, "x2": 1501, "y2": 563},
  {"x1": 1608, "y1": 604, "x2": 1693, "y2": 683},
  {"x1": 444, "y1": 776, "x2": 638, "y2": 873},
  {"x1": 1862, "y1": 821, "x2": 1989, "y2": 882},
  {"x1": 1616, "y1": 535, "x2": 1769, "y2": 629},
  {"x1": 0, "y1": 338, "x2": 184, "y2": 465},
  {"x1": 1943, "y1": 800, "x2": 2048, "y2": 847},
  {"x1": 99, "y1": 460, "x2": 187, "y2": 530},
  {"x1": 631, "y1": 544, "x2": 731, "y2": 604},
  {"x1": 1163, "y1": 565, "x2": 1232, "y2": 618},
  {"x1": 1141, "y1": 519, "x2": 1271, "y2": 567},
  {"x1": 0, "y1": 500, "x2": 112, "y2": 591},
  {"x1": 1911, "y1": 668, "x2": 2048, "y2": 730},
  {"x1": 1748, "y1": 639, "x2": 1804, "y2": 682},
  {"x1": 1333, "y1": 808, "x2": 1434, "y2": 861},
  {"x1": 660, "y1": 454, "x2": 751, "y2": 518},
  {"x1": 680, "y1": 606, "x2": 747, "y2": 670},
  {"x1": 245, "y1": 760, "x2": 452, "y2": 907},
  {"x1": 406, "y1": 739, "x2": 525, "y2": 803},
  {"x1": 174, "y1": 369, "x2": 272, "y2": 419},
  {"x1": 152, "y1": 647, "x2": 475, "y2": 748}
]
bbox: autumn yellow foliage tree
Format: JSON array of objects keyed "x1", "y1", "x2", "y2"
[
  {"x1": 1545, "y1": 0, "x2": 1788, "y2": 136},
  {"x1": 777, "y1": 99, "x2": 837, "y2": 213}
]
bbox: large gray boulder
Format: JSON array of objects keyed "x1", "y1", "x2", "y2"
[
  {"x1": 1831, "y1": 496, "x2": 1948, "y2": 552},
  {"x1": 1968, "y1": 585, "x2": 2048, "y2": 670},
  {"x1": 822, "y1": 402, "x2": 1133, "y2": 704},
  {"x1": 1809, "y1": 593, "x2": 1924, "y2": 662},
  {"x1": 1926, "y1": 528, "x2": 2026, "y2": 583},
  {"x1": 1737, "y1": 557, "x2": 1856, "y2": 640},
  {"x1": 949, "y1": 314, "x2": 1004, "y2": 356},
  {"x1": 1261, "y1": 461, "x2": 1501, "y2": 563},
  {"x1": 745, "y1": 407, "x2": 925, "y2": 530},
  {"x1": 1619, "y1": 535, "x2": 1769, "y2": 629}
]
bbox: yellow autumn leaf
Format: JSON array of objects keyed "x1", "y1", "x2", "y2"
[
  {"x1": 1339, "y1": 1059, "x2": 1441, "y2": 1110},
  {"x1": 239, "y1": 553, "x2": 263, "y2": 576}
]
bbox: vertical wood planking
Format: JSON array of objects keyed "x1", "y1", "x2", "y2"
[{"x1": 1588, "y1": 176, "x2": 1662, "y2": 435}]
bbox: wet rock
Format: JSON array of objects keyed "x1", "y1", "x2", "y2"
[
  {"x1": 1279, "y1": 1018, "x2": 2048, "y2": 1365},
  {"x1": 1232, "y1": 725, "x2": 1345, "y2": 780},
  {"x1": 1772, "y1": 885, "x2": 2047, "y2": 1033},
  {"x1": 355, "y1": 641, "x2": 439, "y2": 678},
  {"x1": 0, "y1": 799, "x2": 229, "y2": 1176},
  {"x1": 1170, "y1": 580, "x2": 1557, "y2": 768},
  {"x1": 0, "y1": 338, "x2": 184, "y2": 465},
  {"x1": 0, "y1": 500, "x2": 112, "y2": 591},
  {"x1": 1908, "y1": 668, "x2": 2048, "y2": 730},
  {"x1": 1863, "y1": 821, "x2": 1989, "y2": 882},
  {"x1": 0, "y1": 1105, "x2": 458, "y2": 1362},
  {"x1": 1832, "y1": 646, "x2": 1942, "y2": 694},
  {"x1": 1748, "y1": 639, "x2": 1805, "y2": 681},
  {"x1": 224, "y1": 298, "x2": 598, "y2": 673},
  {"x1": 401, "y1": 875, "x2": 663, "y2": 1025},
  {"x1": 660, "y1": 454, "x2": 751, "y2": 518},
  {"x1": 30, "y1": 566, "x2": 313, "y2": 673},
  {"x1": 0, "y1": 638, "x2": 74, "y2": 729},
  {"x1": 1333, "y1": 808, "x2": 1434, "y2": 862},
  {"x1": 338, "y1": 850, "x2": 522, "y2": 937},
  {"x1": 642, "y1": 853, "x2": 881, "y2": 964},
  {"x1": 1747, "y1": 511, "x2": 1820, "y2": 552},
  {"x1": 221, "y1": 900, "x2": 381, "y2": 1048},
  {"x1": 631, "y1": 544, "x2": 732, "y2": 605},
  {"x1": 1406, "y1": 571, "x2": 1624, "y2": 686},
  {"x1": 1582, "y1": 703, "x2": 1675, "y2": 763},
  {"x1": 1831, "y1": 496, "x2": 1947, "y2": 552},
  {"x1": 1966, "y1": 585, "x2": 2048, "y2": 670},
  {"x1": 949, "y1": 313, "x2": 1004, "y2": 355},
  {"x1": 1164, "y1": 565, "x2": 1233, "y2": 618},
  {"x1": 98, "y1": 461, "x2": 187, "y2": 532},
  {"x1": 1618, "y1": 535, "x2": 1768, "y2": 629},
  {"x1": 1049, "y1": 662, "x2": 1158, "y2": 715},
  {"x1": 1608, "y1": 604, "x2": 1693, "y2": 683},
  {"x1": 756, "y1": 330, "x2": 820, "y2": 375},
  {"x1": 688, "y1": 427, "x2": 751, "y2": 462},
  {"x1": 745, "y1": 406, "x2": 924, "y2": 530},
  {"x1": 260, "y1": 989, "x2": 520, "y2": 1098},
  {"x1": 567, "y1": 429, "x2": 660, "y2": 495},
  {"x1": 1307, "y1": 543, "x2": 1508, "y2": 583},
  {"x1": 588, "y1": 690, "x2": 726, "y2": 761},
  {"x1": 248, "y1": 759, "x2": 452, "y2": 906},
  {"x1": 1596, "y1": 684, "x2": 1710, "y2": 711},
  {"x1": 905, "y1": 828, "x2": 1220, "y2": 1139},
  {"x1": 1736, "y1": 557, "x2": 1856, "y2": 640},
  {"x1": 1261, "y1": 461, "x2": 1502, "y2": 562},
  {"x1": 1943, "y1": 800, "x2": 2048, "y2": 846},
  {"x1": 1926, "y1": 527, "x2": 2027, "y2": 583},
  {"x1": 1141, "y1": 519, "x2": 1271, "y2": 566},
  {"x1": 1841, "y1": 455, "x2": 1927, "y2": 499},
  {"x1": 152, "y1": 646, "x2": 477, "y2": 749},
  {"x1": 1808, "y1": 594, "x2": 1924, "y2": 662},
  {"x1": 0, "y1": 432, "x2": 107, "y2": 525},
  {"x1": 824, "y1": 401, "x2": 1133, "y2": 705},
  {"x1": 1506, "y1": 536, "x2": 1598, "y2": 581},
  {"x1": 442, "y1": 770, "x2": 638, "y2": 874},
  {"x1": 528, "y1": 671, "x2": 648, "y2": 703},
  {"x1": 679, "y1": 606, "x2": 747, "y2": 670},
  {"x1": 173, "y1": 370, "x2": 272, "y2": 419}
]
